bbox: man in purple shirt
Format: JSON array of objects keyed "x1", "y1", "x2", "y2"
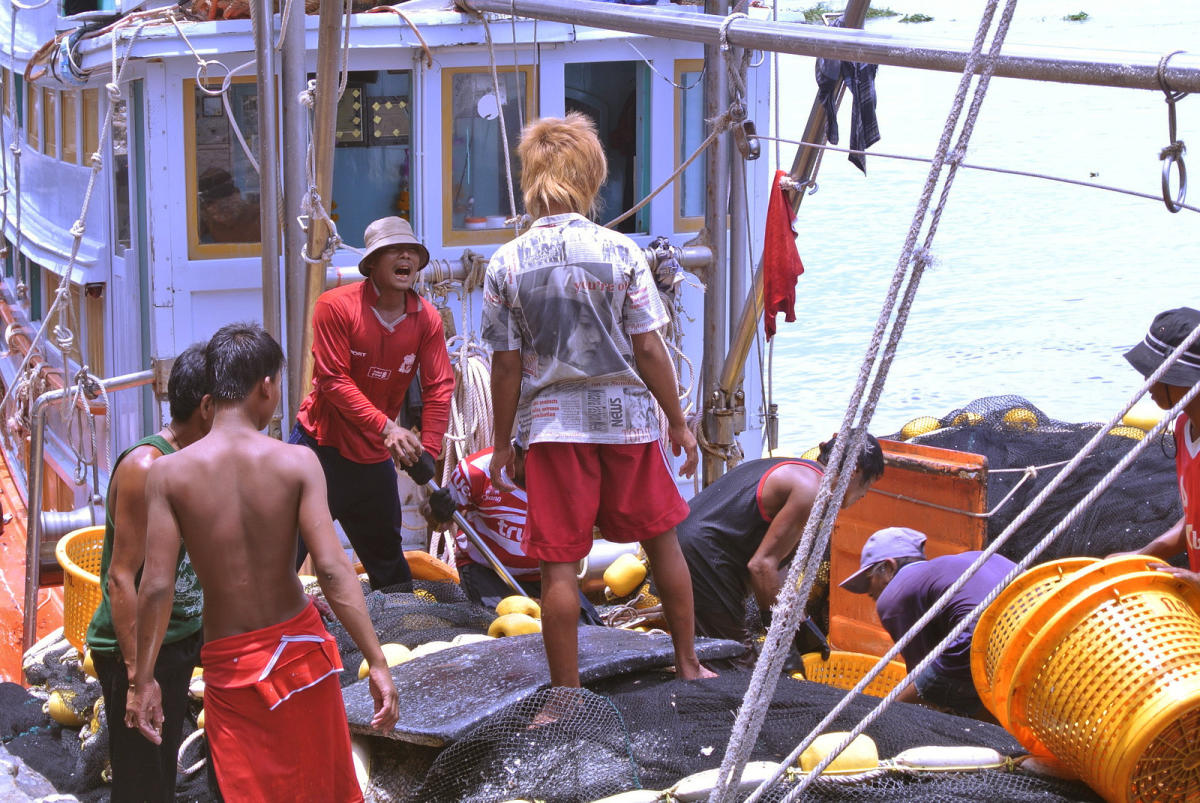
[{"x1": 840, "y1": 527, "x2": 1014, "y2": 718}]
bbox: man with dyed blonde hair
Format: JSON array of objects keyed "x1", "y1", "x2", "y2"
[
  {"x1": 483, "y1": 114, "x2": 716, "y2": 687},
  {"x1": 516, "y1": 112, "x2": 608, "y2": 220}
]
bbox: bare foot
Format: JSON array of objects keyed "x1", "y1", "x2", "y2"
[
  {"x1": 527, "y1": 685, "x2": 585, "y2": 728},
  {"x1": 674, "y1": 658, "x2": 718, "y2": 680}
]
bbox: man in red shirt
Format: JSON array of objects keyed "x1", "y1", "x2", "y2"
[
  {"x1": 1125, "y1": 307, "x2": 1200, "y2": 584},
  {"x1": 291, "y1": 216, "x2": 454, "y2": 591}
]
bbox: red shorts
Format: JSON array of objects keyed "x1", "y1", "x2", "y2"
[{"x1": 523, "y1": 441, "x2": 690, "y2": 563}]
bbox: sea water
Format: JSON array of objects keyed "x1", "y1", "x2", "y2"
[{"x1": 767, "y1": 0, "x2": 1200, "y2": 452}]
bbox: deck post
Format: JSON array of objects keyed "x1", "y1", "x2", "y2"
[
  {"x1": 281, "y1": 0, "x2": 309, "y2": 421},
  {"x1": 251, "y1": 0, "x2": 283, "y2": 397}
]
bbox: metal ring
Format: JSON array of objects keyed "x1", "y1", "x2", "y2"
[
  {"x1": 1161, "y1": 149, "x2": 1188, "y2": 213},
  {"x1": 1156, "y1": 50, "x2": 1187, "y2": 97},
  {"x1": 194, "y1": 60, "x2": 231, "y2": 96}
]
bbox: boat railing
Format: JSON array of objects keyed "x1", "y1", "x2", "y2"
[{"x1": 23, "y1": 368, "x2": 160, "y2": 652}]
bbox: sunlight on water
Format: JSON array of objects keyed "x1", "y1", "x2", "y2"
[{"x1": 765, "y1": 0, "x2": 1200, "y2": 452}]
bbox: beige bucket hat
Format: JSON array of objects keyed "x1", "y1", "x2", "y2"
[{"x1": 358, "y1": 216, "x2": 430, "y2": 276}]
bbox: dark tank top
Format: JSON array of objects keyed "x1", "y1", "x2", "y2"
[{"x1": 678, "y1": 457, "x2": 823, "y2": 632}]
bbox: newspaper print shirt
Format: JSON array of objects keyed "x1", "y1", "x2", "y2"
[{"x1": 482, "y1": 213, "x2": 669, "y2": 446}]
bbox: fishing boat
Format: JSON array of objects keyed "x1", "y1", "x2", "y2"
[{"x1": 2, "y1": 0, "x2": 1200, "y2": 800}]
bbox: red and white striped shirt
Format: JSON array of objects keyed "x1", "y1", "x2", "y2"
[{"x1": 448, "y1": 449, "x2": 540, "y2": 578}]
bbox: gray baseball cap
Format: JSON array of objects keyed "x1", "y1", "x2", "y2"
[{"x1": 840, "y1": 526, "x2": 928, "y2": 594}]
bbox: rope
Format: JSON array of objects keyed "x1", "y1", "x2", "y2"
[
  {"x1": 712, "y1": 0, "x2": 1018, "y2": 799},
  {"x1": 605, "y1": 110, "x2": 733, "y2": 229},
  {"x1": 364, "y1": 5, "x2": 435, "y2": 68},
  {"x1": 757, "y1": 133, "x2": 1200, "y2": 215},
  {"x1": 869, "y1": 462, "x2": 1039, "y2": 519},
  {"x1": 0, "y1": 19, "x2": 150, "y2": 429},
  {"x1": 625, "y1": 40, "x2": 705, "y2": 91},
  {"x1": 764, "y1": 342, "x2": 1200, "y2": 803}
]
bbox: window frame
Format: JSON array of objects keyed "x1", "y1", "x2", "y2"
[
  {"x1": 182, "y1": 76, "x2": 262, "y2": 260},
  {"x1": 440, "y1": 64, "x2": 537, "y2": 248},
  {"x1": 61, "y1": 90, "x2": 80, "y2": 165},
  {"x1": 42, "y1": 88, "x2": 59, "y2": 159},
  {"x1": 674, "y1": 58, "x2": 705, "y2": 233}
]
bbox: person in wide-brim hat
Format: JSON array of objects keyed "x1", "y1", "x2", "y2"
[
  {"x1": 358, "y1": 216, "x2": 430, "y2": 276},
  {"x1": 1122, "y1": 306, "x2": 1200, "y2": 587}
]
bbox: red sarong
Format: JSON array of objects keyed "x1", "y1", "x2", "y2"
[
  {"x1": 201, "y1": 602, "x2": 362, "y2": 803},
  {"x1": 762, "y1": 169, "x2": 805, "y2": 339}
]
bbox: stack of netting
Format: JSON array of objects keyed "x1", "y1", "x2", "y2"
[
  {"x1": 322, "y1": 579, "x2": 496, "y2": 687},
  {"x1": 894, "y1": 395, "x2": 1180, "y2": 561},
  {"x1": 366, "y1": 670, "x2": 1102, "y2": 803}
]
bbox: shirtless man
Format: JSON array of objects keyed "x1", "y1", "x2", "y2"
[{"x1": 127, "y1": 323, "x2": 399, "y2": 803}]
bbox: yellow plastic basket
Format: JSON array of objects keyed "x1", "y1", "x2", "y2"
[
  {"x1": 799, "y1": 651, "x2": 907, "y2": 699},
  {"x1": 970, "y1": 556, "x2": 1095, "y2": 725},
  {"x1": 55, "y1": 526, "x2": 105, "y2": 652},
  {"x1": 998, "y1": 559, "x2": 1200, "y2": 802}
]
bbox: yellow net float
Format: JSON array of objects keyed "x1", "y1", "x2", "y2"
[
  {"x1": 798, "y1": 732, "x2": 879, "y2": 775},
  {"x1": 899, "y1": 416, "x2": 942, "y2": 440},
  {"x1": 81, "y1": 649, "x2": 97, "y2": 680},
  {"x1": 1002, "y1": 408, "x2": 1038, "y2": 431},
  {"x1": 488, "y1": 613, "x2": 542, "y2": 637},
  {"x1": 951, "y1": 411, "x2": 984, "y2": 427},
  {"x1": 1107, "y1": 425, "x2": 1146, "y2": 440},
  {"x1": 1122, "y1": 397, "x2": 1166, "y2": 432},
  {"x1": 604, "y1": 552, "x2": 647, "y2": 598},
  {"x1": 46, "y1": 690, "x2": 86, "y2": 727},
  {"x1": 358, "y1": 642, "x2": 413, "y2": 679},
  {"x1": 496, "y1": 596, "x2": 541, "y2": 619}
]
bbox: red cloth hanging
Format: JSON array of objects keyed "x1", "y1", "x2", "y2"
[{"x1": 762, "y1": 170, "x2": 805, "y2": 340}]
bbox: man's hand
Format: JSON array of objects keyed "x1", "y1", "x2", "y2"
[
  {"x1": 382, "y1": 420, "x2": 424, "y2": 468},
  {"x1": 428, "y1": 487, "x2": 458, "y2": 524},
  {"x1": 667, "y1": 421, "x2": 698, "y2": 478},
  {"x1": 1154, "y1": 564, "x2": 1200, "y2": 590},
  {"x1": 490, "y1": 442, "x2": 517, "y2": 492},
  {"x1": 367, "y1": 666, "x2": 400, "y2": 732},
  {"x1": 126, "y1": 680, "x2": 164, "y2": 744}
]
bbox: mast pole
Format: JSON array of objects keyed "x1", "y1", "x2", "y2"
[
  {"x1": 700, "y1": 0, "x2": 731, "y2": 485},
  {"x1": 298, "y1": 0, "x2": 345, "y2": 404},
  {"x1": 251, "y1": 0, "x2": 282, "y2": 360},
  {"x1": 281, "y1": 0, "x2": 308, "y2": 421},
  {"x1": 718, "y1": 0, "x2": 874, "y2": 410}
]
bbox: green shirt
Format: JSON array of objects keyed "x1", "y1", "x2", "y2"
[{"x1": 85, "y1": 433, "x2": 204, "y2": 655}]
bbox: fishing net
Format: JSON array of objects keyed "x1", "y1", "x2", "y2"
[
  {"x1": 407, "y1": 686, "x2": 640, "y2": 803},
  {"x1": 895, "y1": 395, "x2": 1181, "y2": 562},
  {"x1": 322, "y1": 579, "x2": 496, "y2": 687}
]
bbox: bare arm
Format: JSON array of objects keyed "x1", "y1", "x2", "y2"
[
  {"x1": 126, "y1": 462, "x2": 182, "y2": 742},
  {"x1": 746, "y1": 472, "x2": 815, "y2": 616},
  {"x1": 296, "y1": 447, "x2": 399, "y2": 731},
  {"x1": 489, "y1": 349, "x2": 523, "y2": 491},
  {"x1": 105, "y1": 447, "x2": 160, "y2": 679},
  {"x1": 1137, "y1": 515, "x2": 1187, "y2": 560},
  {"x1": 630, "y1": 330, "x2": 698, "y2": 478}
]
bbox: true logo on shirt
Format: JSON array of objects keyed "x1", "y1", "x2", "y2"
[
  {"x1": 399, "y1": 354, "x2": 416, "y2": 373},
  {"x1": 351, "y1": 349, "x2": 366, "y2": 358},
  {"x1": 367, "y1": 367, "x2": 391, "y2": 380}
]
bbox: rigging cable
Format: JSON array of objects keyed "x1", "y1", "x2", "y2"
[
  {"x1": 711, "y1": 0, "x2": 1020, "y2": 799},
  {"x1": 757, "y1": 132, "x2": 1200, "y2": 215}
]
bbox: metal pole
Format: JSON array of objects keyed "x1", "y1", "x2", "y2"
[
  {"x1": 23, "y1": 370, "x2": 155, "y2": 651},
  {"x1": 461, "y1": 0, "x2": 1200, "y2": 93},
  {"x1": 298, "y1": 1, "x2": 345, "y2": 400},
  {"x1": 281, "y1": 0, "x2": 308, "y2": 421},
  {"x1": 700, "y1": 0, "x2": 730, "y2": 485},
  {"x1": 719, "y1": 0, "x2": 871, "y2": 401},
  {"x1": 251, "y1": 0, "x2": 282, "y2": 347}
]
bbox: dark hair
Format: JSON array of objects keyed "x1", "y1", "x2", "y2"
[
  {"x1": 168, "y1": 342, "x2": 209, "y2": 422},
  {"x1": 818, "y1": 432, "x2": 885, "y2": 483},
  {"x1": 205, "y1": 322, "x2": 284, "y2": 403}
]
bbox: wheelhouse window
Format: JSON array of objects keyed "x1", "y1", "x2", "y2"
[
  {"x1": 112, "y1": 95, "x2": 130, "y2": 251},
  {"x1": 25, "y1": 83, "x2": 40, "y2": 152},
  {"x1": 82, "y1": 89, "x2": 99, "y2": 162},
  {"x1": 1, "y1": 69, "x2": 12, "y2": 120},
  {"x1": 564, "y1": 61, "x2": 648, "y2": 234},
  {"x1": 329, "y1": 70, "x2": 415, "y2": 249},
  {"x1": 675, "y1": 59, "x2": 706, "y2": 231},
  {"x1": 42, "y1": 89, "x2": 58, "y2": 158},
  {"x1": 184, "y1": 77, "x2": 262, "y2": 259},
  {"x1": 442, "y1": 65, "x2": 535, "y2": 246},
  {"x1": 61, "y1": 90, "x2": 79, "y2": 164}
]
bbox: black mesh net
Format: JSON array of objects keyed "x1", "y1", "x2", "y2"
[
  {"x1": 893, "y1": 395, "x2": 1181, "y2": 562},
  {"x1": 322, "y1": 579, "x2": 497, "y2": 687},
  {"x1": 408, "y1": 686, "x2": 640, "y2": 803}
]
